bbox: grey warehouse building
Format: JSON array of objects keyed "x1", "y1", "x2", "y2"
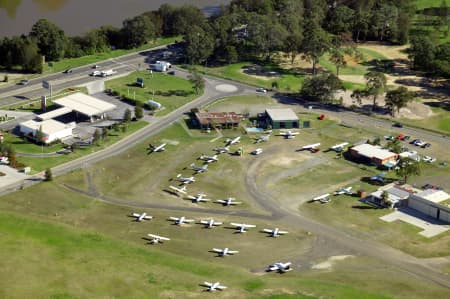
[{"x1": 265, "y1": 108, "x2": 299, "y2": 129}]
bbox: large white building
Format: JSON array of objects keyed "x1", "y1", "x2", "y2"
[{"x1": 19, "y1": 119, "x2": 74, "y2": 144}]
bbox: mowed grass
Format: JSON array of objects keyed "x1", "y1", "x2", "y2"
[
  {"x1": 0, "y1": 179, "x2": 448, "y2": 298},
  {"x1": 42, "y1": 36, "x2": 180, "y2": 75},
  {"x1": 399, "y1": 105, "x2": 450, "y2": 134},
  {"x1": 16, "y1": 120, "x2": 147, "y2": 173},
  {"x1": 105, "y1": 70, "x2": 197, "y2": 116}
]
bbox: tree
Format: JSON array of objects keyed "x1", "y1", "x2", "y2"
[
  {"x1": 102, "y1": 128, "x2": 109, "y2": 140},
  {"x1": 44, "y1": 168, "x2": 53, "y2": 181},
  {"x1": 385, "y1": 87, "x2": 414, "y2": 117},
  {"x1": 123, "y1": 108, "x2": 132, "y2": 123},
  {"x1": 386, "y1": 138, "x2": 402, "y2": 154},
  {"x1": 247, "y1": 14, "x2": 287, "y2": 60},
  {"x1": 301, "y1": 20, "x2": 331, "y2": 75},
  {"x1": 29, "y1": 19, "x2": 66, "y2": 61},
  {"x1": 184, "y1": 25, "x2": 214, "y2": 64},
  {"x1": 121, "y1": 15, "x2": 155, "y2": 48},
  {"x1": 381, "y1": 190, "x2": 391, "y2": 208},
  {"x1": 5, "y1": 143, "x2": 17, "y2": 168},
  {"x1": 188, "y1": 70, "x2": 205, "y2": 95},
  {"x1": 396, "y1": 157, "x2": 421, "y2": 184},
  {"x1": 364, "y1": 71, "x2": 387, "y2": 110},
  {"x1": 93, "y1": 128, "x2": 101, "y2": 145},
  {"x1": 224, "y1": 45, "x2": 238, "y2": 64},
  {"x1": 35, "y1": 125, "x2": 44, "y2": 144},
  {"x1": 329, "y1": 48, "x2": 346, "y2": 78},
  {"x1": 135, "y1": 104, "x2": 144, "y2": 119},
  {"x1": 408, "y1": 36, "x2": 435, "y2": 70},
  {"x1": 301, "y1": 73, "x2": 345, "y2": 103}
]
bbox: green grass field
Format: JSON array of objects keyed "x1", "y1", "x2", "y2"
[
  {"x1": 105, "y1": 71, "x2": 197, "y2": 116},
  {"x1": 399, "y1": 105, "x2": 450, "y2": 134},
  {"x1": 414, "y1": 0, "x2": 446, "y2": 10}
]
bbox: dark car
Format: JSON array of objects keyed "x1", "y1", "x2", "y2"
[
  {"x1": 403, "y1": 135, "x2": 410, "y2": 141},
  {"x1": 410, "y1": 139, "x2": 420, "y2": 144},
  {"x1": 422, "y1": 143, "x2": 431, "y2": 148},
  {"x1": 18, "y1": 79, "x2": 29, "y2": 85},
  {"x1": 63, "y1": 69, "x2": 73, "y2": 74},
  {"x1": 393, "y1": 122, "x2": 403, "y2": 128}
]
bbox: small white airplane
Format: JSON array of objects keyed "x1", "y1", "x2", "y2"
[
  {"x1": 176, "y1": 174, "x2": 195, "y2": 184},
  {"x1": 300, "y1": 143, "x2": 321, "y2": 152},
  {"x1": 268, "y1": 262, "x2": 292, "y2": 273},
  {"x1": 169, "y1": 216, "x2": 194, "y2": 225},
  {"x1": 190, "y1": 163, "x2": 208, "y2": 173},
  {"x1": 212, "y1": 247, "x2": 239, "y2": 257},
  {"x1": 230, "y1": 222, "x2": 256, "y2": 233},
  {"x1": 311, "y1": 193, "x2": 331, "y2": 203},
  {"x1": 278, "y1": 131, "x2": 299, "y2": 139},
  {"x1": 255, "y1": 135, "x2": 270, "y2": 143},
  {"x1": 330, "y1": 142, "x2": 349, "y2": 152},
  {"x1": 334, "y1": 186, "x2": 353, "y2": 195},
  {"x1": 131, "y1": 212, "x2": 153, "y2": 222},
  {"x1": 199, "y1": 154, "x2": 218, "y2": 163},
  {"x1": 262, "y1": 228, "x2": 288, "y2": 237},
  {"x1": 187, "y1": 193, "x2": 210, "y2": 203},
  {"x1": 216, "y1": 197, "x2": 242, "y2": 206},
  {"x1": 200, "y1": 219, "x2": 223, "y2": 228},
  {"x1": 169, "y1": 185, "x2": 187, "y2": 195},
  {"x1": 226, "y1": 136, "x2": 241, "y2": 146},
  {"x1": 0, "y1": 156, "x2": 9, "y2": 164},
  {"x1": 148, "y1": 143, "x2": 166, "y2": 153},
  {"x1": 214, "y1": 146, "x2": 230, "y2": 154},
  {"x1": 202, "y1": 281, "x2": 227, "y2": 292},
  {"x1": 146, "y1": 233, "x2": 170, "y2": 244}
]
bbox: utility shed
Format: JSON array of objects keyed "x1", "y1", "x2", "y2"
[
  {"x1": 265, "y1": 108, "x2": 299, "y2": 129},
  {"x1": 349, "y1": 143, "x2": 398, "y2": 166},
  {"x1": 408, "y1": 190, "x2": 450, "y2": 223},
  {"x1": 19, "y1": 119, "x2": 74, "y2": 144},
  {"x1": 194, "y1": 112, "x2": 242, "y2": 129}
]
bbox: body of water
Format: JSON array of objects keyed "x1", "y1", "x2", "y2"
[{"x1": 0, "y1": 0, "x2": 229, "y2": 37}]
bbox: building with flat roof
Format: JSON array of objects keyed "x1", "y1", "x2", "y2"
[
  {"x1": 194, "y1": 112, "x2": 242, "y2": 129},
  {"x1": 265, "y1": 108, "x2": 299, "y2": 129},
  {"x1": 408, "y1": 189, "x2": 450, "y2": 223},
  {"x1": 349, "y1": 143, "x2": 398, "y2": 167},
  {"x1": 19, "y1": 119, "x2": 74, "y2": 144}
]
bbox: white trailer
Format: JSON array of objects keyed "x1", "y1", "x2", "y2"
[
  {"x1": 101, "y1": 69, "x2": 116, "y2": 77},
  {"x1": 153, "y1": 61, "x2": 171, "y2": 72}
]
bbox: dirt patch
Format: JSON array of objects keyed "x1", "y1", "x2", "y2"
[
  {"x1": 240, "y1": 64, "x2": 282, "y2": 81},
  {"x1": 311, "y1": 255, "x2": 354, "y2": 270},
  {"x1": 269, "y1": 155, "x2": 308, "y2": 167}
]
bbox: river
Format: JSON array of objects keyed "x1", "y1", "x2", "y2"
[{"x1": 0, "y1": 0, "x2": 229, "y2": 37}]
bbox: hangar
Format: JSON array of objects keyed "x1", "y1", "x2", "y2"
[
  {"x1": 265, "y1": 108, "x2": 299, "y2": 129},
  {"x1": 408, "y1": 189, "x2": 450, "y2": 223},
  {"x1": 349, "y1": 143, "x2": 398, "y2": 167}
]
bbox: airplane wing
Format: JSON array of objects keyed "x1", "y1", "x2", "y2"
[
  {"x1": 203, "y1": 282, "x2": 213, "y2": 287},
  {"x1": 213, "y1": 222, "x2": 223, "y2": 225},
  {"x1": 281, "y1": 262, "x2": 292, "y2": 267},
  {"x1": 132, "y1": 213, "x2": 140, "y2": 217},
  {"x1": 278, "y1": 230, "x2": 288, "y2": 234},
  {"x1": 216, "y1": 285, "x2": 227, "y2": 290},
  {"x1": 227, "y1": 250, "x2": 239, "y2": 254},
  {"x1": 268, "y1": 265, "x2": 279, "y2": 271},
  {"x1": 230, "y1": 223, "x2": 242, "y2": 227},
  {"x1": 243, "y1": 224, "x2": 256, "y2": 228},
  {"x1": 184, "y1": 219, "x2": 194, "y2": 223},
  {"x1": 230, "y1": 201, "x2": 242, "y2": 205},
  {"x1": 212, "y1": 248, "x2": 223, "y2": 253},
  {"x1": 143, "y1": 215, "x2": 153, "y2": 220},
  {"x1": 200, "y1": 220, "x2": 209, "y2": 224},
  {"x1": 169, "y1": 217, "x2": 179, "y2": 221},
  {"x1": 263, "y1": 229, "x2": 273, "y2": 233}
]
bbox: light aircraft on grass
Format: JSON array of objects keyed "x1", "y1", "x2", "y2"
[
  {"x1": 200, "y1": 219, "x2": 223, "y2": 228},
  {"x1": 262, "y1": 228, "x2": 288, "y2": 237},
  {"x1": 330, "y1": 142, "x2": 349, "y2": 152},
  {"x1": 146, "y1": 233, "x2": 170, "y2": 244},
  {"x1": 311, "y1": 193, "x2": 331, "y2": 203},
  {"x1": 199, "y1": 154, "x2": 218, "y2": 163},
  {"x1": 169, "y1": 216, "x2": 194, "y2": 225},
  {"x1": 255, "y1": 135, "x2": 270, "y2": 143},
  {"x1": 148, "y1": 143, "x2": 166, "y2": 153},
  {"x1": 334, "y1": 186, "x2": 353, "y2": 195},
  {"x1": 202, "y1": 282, "x2": 227, "y2": 292},
  {"x1": 216, "y1": 198, "x2": 242, "y2": 206},
  {"x1": 230, "y1": 222, "x2": 256, "y2": 233},
  {"x1": 0, "y1": 156, "x2": 9, "y2": 164},
  {"x1": 226, "y1": 136, "x2": 241, "y2": 146},
  {"x1": 169, "y1": 185, "x2": 187, "y2": 195},
  {"x1": 131, "y1": 212, "x2": 153, "y2": 222},
  {"x1": 212, "y1": 247, "x2": 239, "y2": 256},
  {"x1": 268, "y1": 262, "x2": 292, "y2": 273},
  {"x1": 187, "y1": 193, "x2": 211, "y2": 203},
  {"x1": 190, "y1": 163, "x2": 208, "y2": 173},
  {"x1": 214, "y1": 146, "x2": 230, "y2": 154},
  {"x1": 300, "y1": 143, "x2": 321, "y2": 152},
  {"x1": 176, "y1": 174, "x2": 195, "y2": 184},
  {"x1": 278, "y1": 130, "x2": 299, "y2": 139}
]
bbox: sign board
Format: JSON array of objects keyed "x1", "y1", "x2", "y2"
[
  {"x1": 303, "y1": 121, "x2": 310, "y2": 128},
  {"x1": 42, "y1": 80, "x2": 50, "y2": 89}
]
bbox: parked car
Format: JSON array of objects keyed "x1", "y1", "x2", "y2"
[
  {"x1": 410, "y1": 139, "x2": 420, "y2": 144},
  {"x1": 396, "y1": 134, "x2": 405, "y2": 140},
  {"x1": 403, "y1": 135, "x2": 410, "y2": 141},
  {"x1": 251, "y1": 148, "x2": 263, "y2": 155},
  {"x1": 422, "y1": 156, "x2": 436, "y2": 163},
  {"x1": 384, "y1": 135, "x2": 394, "y2": 140},
  {"x1": 393, "y1": 122, "x2": 403, "y2": 128},
  {"x1": 422, "y1": 184, "x2": 442, "y2": 190},
  {"x1": 63, "y1": 69, "x2": 73, "y2": 74},
  {"x1": 422, "y1": 143, "x2": 431, "y2": 148},
  {"x1": 412, "y1": 139, "x2": 425, "y2": 146},
  {"x1": 92, "y1": 64, "x2": 99, "y2": 69},
  {"x1": 18, "y1": 79, "x2": 29, "y2": 85},
  {"x1": 256, "y1": 88, "x2": 267, "y2": 93}
]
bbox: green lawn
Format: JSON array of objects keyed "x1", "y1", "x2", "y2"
[
  {"x1": 42, "y1": 36, "x2": 180, "y2": 75},
  {"x1": 16, "y1": 121, "x2": 147, "y2": 173},
  {"x1": 414, "y1": 0, "x2": 445, "y2": 9},
  {"x1": 105, "y1": 71, "x2": 198, "y2": 116},
  {"x1": 399, "y1": 105, "x2": 450, "y2": 134}
]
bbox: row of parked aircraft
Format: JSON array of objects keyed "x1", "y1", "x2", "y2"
[{"x1": 311, "y1": 186, "x2": 354, "y2": 203}]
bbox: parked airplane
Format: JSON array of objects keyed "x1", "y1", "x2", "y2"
[
  {"x1": 176, "y1": 174, "x2": 195, "y2": 184},
  {"x1": 255, "y1": 135, "x2": 270, "y2": 143},
  {"x1": 230, "y1": 222, "x2": 256, "y2": 233},
  {"x1": 169, "y1": 216, "x2": 194, "y2": 225},
  {"x1": 212, "y1": 247, "x2": 239, "y2": 257},
  {"x1": 300, "y1": 143, "x2": 321, "y2": 152},
  {"x1": 214, "y1": 146, "x2": 230, "y2": 154},
  {"x1": 190, "y1": 163, "x2": 208, "y2": 173},
  {"x1": 169, "y1": 185, "x2": 187, "y2": 195},
  {"x1": 0, "y1": 156, "x2": 9, "y2": 164},
  {"x1": 311, "y1": 193, "x2": 331, "y2": 203},
  {"x1": 268, "y1": 262, "x2": 292, "y2": 273},
  {"x1": 131, "y1": 212, "x2": 153, "y2": 222},
  {"x1": 202, "y1": 281, "x2": 227, "y2": 292},
  {"x1": 146, "y1": 233, "x2": 170, "y2": 244},
  {"x1": 148, "y1": 143, "x2": 166, "y2": 153},
  {"x1": 370, "y1": 173, "x2": 386, "y2": 184},
  {"x1": 262, "y1": 228, "x2": 288, "y2": 237},
  {"x1": 199, "y1": 154, "x2": 218, "y2": 163},
  {"x1": 334, "y1": 186, "x2": 353, "y2": 195},
  {"x1": 226, "y1": 136, "x2": 241, "y2": 146},
  {"x1": 200, "y1": 219, "x2": 223, "y2": 228},
  {"x1": 187, "y1": 193, "x2": 210, "y2": 203},
  {"x1": 278, "y1": 131, "x2": 299, "y2": 139},
  {"x1": 216, "y1": 197, "x2": 242, "y2": 206},
  {"x1": 330, "y1": 142, "x2": 349, "y2": 152}
]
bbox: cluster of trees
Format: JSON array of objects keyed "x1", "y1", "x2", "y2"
[{"x1": 409, "y1": 35, "x2": 450, "y2": 77}]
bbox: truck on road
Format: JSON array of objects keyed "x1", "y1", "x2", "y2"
[{"x1": 101, "y1": 69, "x2": 116, "y2": 77}]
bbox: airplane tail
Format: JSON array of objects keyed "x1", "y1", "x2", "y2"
[{"x1": 176, "y1": 174, "x2": 181, "y2": 178}]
